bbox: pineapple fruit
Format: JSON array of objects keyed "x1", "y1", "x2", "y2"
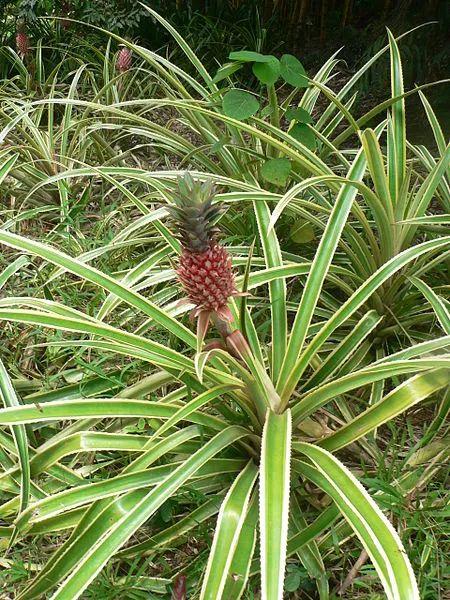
[
  {"x1": 16, "y1": 31, "x2": 29, "y2": 58},
  {"x1": 170, "y1": 173, "x2": 239, "y2": 326},
  {"x1": 117, "y1": 46, "x2": 132, "y2": 73}
]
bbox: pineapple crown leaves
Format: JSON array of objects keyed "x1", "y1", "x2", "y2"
[
  {"x1": 16, "y1": 18, "x2": 27, "y2": 33},
  {"x1": 168, "y1": 172, "x2": 226, "y2": 253}
]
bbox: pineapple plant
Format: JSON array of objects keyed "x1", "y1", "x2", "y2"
[
  {"x1": 116, "y1": 46, "x2": 132, "y2": 73},
  {"x1": 170, "y1": 173, "x2": 241, "y2": 341}
]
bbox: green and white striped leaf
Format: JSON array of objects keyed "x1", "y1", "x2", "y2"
[
  {"x1": 0, "y1": 360, "x2": 30, "y2": 516},
  {"x1": 0, "y1": 256, "x2": 29, "y2": 290},
  {"x1": 49, "y1": 426, "x2": 250, "y2": 599},
  {"x1": 260, "y1": 409, "x2": 292, "y2": 600},
  {"x1": 277, "y1": 140, "x2": 375, "y2": 401},
  {"x1": 0, "y1": 229, "x2": 195, "y2": 347},
  {"x1": 221, "y1": 494, "x2": 259, "y2": 599},
  {"x1": 319, "y1": 369, "x2": 450, "y2": 451},
  {"x1": 387, "y1": 29, "x2": 406, "y2": 202},
  {"x1": 0, "y1": 153, "x2": 19, "y2": 185},
  {"x1": 201, "y1": 461, "x2": 258, "y2": 599},
  {"x1": 410, "y1": 277, "x2": 450, "y2": 334},
  {"x1": 292, "y1": 358, "x2": 450, "y2": 424},
  {"x1": 296, "y1": 443, "x2": 419, "y2": 600}
]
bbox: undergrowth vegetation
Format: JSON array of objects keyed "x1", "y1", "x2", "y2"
[{"x1": 0, "y1": 5, "x2": 449, "y2": 599}]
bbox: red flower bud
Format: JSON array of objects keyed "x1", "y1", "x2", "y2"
[{"x1": 117, "y1": 46, "x2": 132, "y2": 73}]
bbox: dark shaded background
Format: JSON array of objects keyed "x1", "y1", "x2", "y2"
[
  {"x1": 1, "y1": 1, "x2": 448, "y2": 83},
  {"x1": 1, "y1": 0, "x2": 448, "y2": 142}
]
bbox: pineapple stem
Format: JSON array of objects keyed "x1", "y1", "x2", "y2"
[{"x1": 211, "y1": 314, "x2": 233, "y2": 340}]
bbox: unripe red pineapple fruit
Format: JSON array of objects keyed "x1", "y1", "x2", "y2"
[
  {"x1": 16, "y1": 31, "x2": 29, "y2": 58},
  {"x1": 170, "y1": 173, "x2": 239, "y2": 330},
  {"x1": 117, "y1": 46, "x2": 132, "y2": 73}
]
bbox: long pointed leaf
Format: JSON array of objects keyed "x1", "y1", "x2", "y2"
[
  {"x1": 319, "y1": 369, "x2": 450, "y2": 451},
  {"x1": 260, "y1": 409, "x2": 292, "y2": 600},
  {"x1": 201, "y1": 461, "x2": 258, "y2": 599},
  {"x1": 49, "y1": 426, "x2": 249, "y2": 599},
  {"x1": 296, "y1": 444, "x2": 419, "y2": 600},
  {"x1": 0, "y1": 360, "x2": 30, "y2": 515},
  {"x1": 278, "y1": 143, "x2": 372, "y2": 401}
]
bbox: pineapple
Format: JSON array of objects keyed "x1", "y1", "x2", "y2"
[
  {"x1": 170, "y1": 173, "x2": 239, "y2": 326},
  {"x1": 16, "y1": 31, "x2": 29, "y2": 58},
  {"x1": 117, "y1": 46, "x2": 132, "y2": 73}
]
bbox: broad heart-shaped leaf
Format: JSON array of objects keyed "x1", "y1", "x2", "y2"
[
  {"x1": 260, "y1": 409, "x2": 292, "y2": 600},
  {"x1": 213, "y1": 61, "x2": 243, "y2": 83},
  {"x1": 290, "y1": 123, "x2": 316, "y2": 150},
  {"x1": 261, "y1": 158, "x2": 291, "y2": 187},
  {"x1": 285, "y1": 107, "x2": 313, "y2": 123},
  {"x1": 222, "y1": 90, "x2": 260, "y2": 121},
  {"x1": 253, "y1": 57, "x2": 280, "y2": 85},
  {"x1": 290, "y1": 219, "x2": 315, "y2": 244},
  {"x1": 280, "y1": 54, "x2": 308, "y2": 87},
  {"x1": 229, "y1": 50, "x2": 274, "y2": 63}
]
